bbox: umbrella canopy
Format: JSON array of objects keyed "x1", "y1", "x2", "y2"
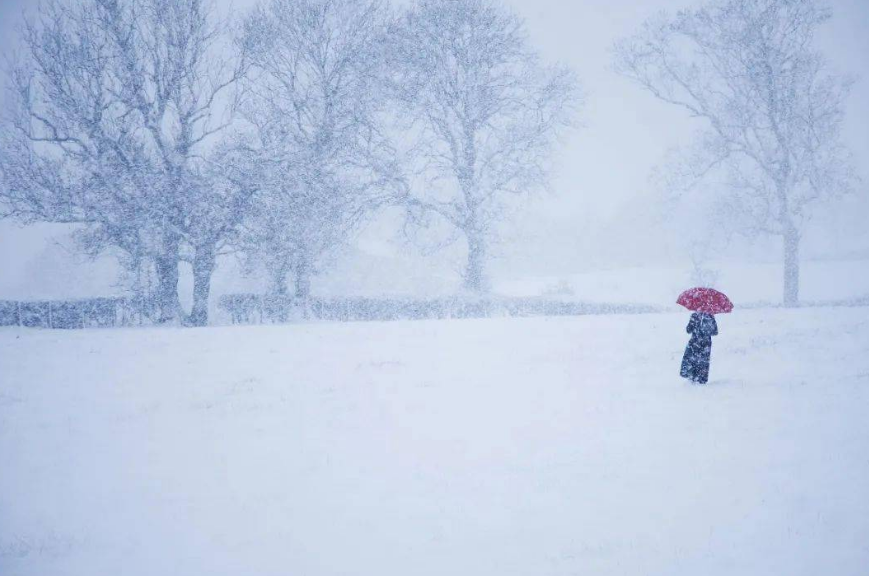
[{"x1": 677, "y1": 287, "x2": 733, "y2": 314}]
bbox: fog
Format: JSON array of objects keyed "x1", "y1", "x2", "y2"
[{"x1": 1, "y1": 0, "x2": 867, "y2": 302}]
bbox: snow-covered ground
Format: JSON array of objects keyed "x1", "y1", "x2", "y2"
[
  {"x1": 496, "y1": 259, "x2": 869, "y2": 306},
  {"x1": 2, "y1": 308, "x2": 868, "y2": 575}
]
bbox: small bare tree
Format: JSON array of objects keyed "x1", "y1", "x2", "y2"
[
  {"x1": 614, "y1": 0, "x2": 856, "y2": 306},
  {"x1": 238, "y1": 0, "x2": 393, "y2": 300},
  {"x1": 0, "y1": 0, "x2": 247, "y2": 324},
  {"x1": 388, "y1": 0, "x2": 579, "y2": 294}
]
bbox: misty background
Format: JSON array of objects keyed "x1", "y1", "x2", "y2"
[{"x1": 1, "y1": 0, "x2": 867, "y2": 302}]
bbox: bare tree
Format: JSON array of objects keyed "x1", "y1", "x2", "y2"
[
  {"x1": 388, "y1": 0, "x2": 579, "y2": 293},
  {"x1": 186, "y1": 144, "x2": 258, "y2": 326},
  {"x1": 237, "y1": 0, "x2": 393, "y2": 300},
  {"x1": 614, "y1": 0, "x2": 856, "y2": 306},
  {"x1": 0, "y1": 0, "x2": 247, "y2": 324}
]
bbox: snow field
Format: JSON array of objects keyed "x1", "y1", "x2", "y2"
[{"x1": 1, "y1": 308, "x2": 868, "y2": 575}]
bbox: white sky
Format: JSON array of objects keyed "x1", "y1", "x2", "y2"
[{"x1": 0, "y1": 0, "x2": 867, "y2": 296}]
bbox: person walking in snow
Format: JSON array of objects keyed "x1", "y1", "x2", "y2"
[{"x1": 680, "y1": 312, "x2": 718, "y2": 384}]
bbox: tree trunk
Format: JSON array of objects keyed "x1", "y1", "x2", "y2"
[
  {"x1": 267, "y1": 258, "x2": 291, "y2": 323},
  {"x1": 189, "y1": 242, "x2": 217, "y2": 327},
  {"x1": 783, "y1": 225, "x2": 801, "y2": 307},
  {"x1": 292, "y1": 253, "x2": 314, "y2": 321},
  {"x1": 294, "y1": 255, "x2": 312, "y2": 299},
  {"x1": 269, "y1": 264, "x2": 290, "y2": 297},
  {"x1": 463, "y1": 230, "x2": 487, "y2": 294},
  {"x1": 154, "y1": 235, "x2": 182, "y2": 324}
]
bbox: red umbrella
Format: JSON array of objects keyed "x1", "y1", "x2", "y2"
[{"x1": 677, "y1": 287, "x2": 733, "y2": 314}]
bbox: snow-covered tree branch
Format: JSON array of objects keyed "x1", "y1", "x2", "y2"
[
  {"x1": 235, "y1": 0, "x2": 393, "y2": 299},
  {"x1": 0, "y1": 0, "x2": 248, "y2": 324},
  {"x1": 388, "y1": 0, "x2": 581, "y2": 293},
  {"x1": 614, "y1": 0, "x2": 857, "y2": 305}
]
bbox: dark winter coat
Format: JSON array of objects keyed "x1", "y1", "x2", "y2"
[{"x1": 680, "y1": 312, "x2": 718, "y2": 384}]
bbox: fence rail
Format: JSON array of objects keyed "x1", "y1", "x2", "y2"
[
  {"x1": 0, "y1": 297, "x2": 149, "y2": 329},
  {"x1": 217, "y1": 294, "x2": 662, "y2": 325}
]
